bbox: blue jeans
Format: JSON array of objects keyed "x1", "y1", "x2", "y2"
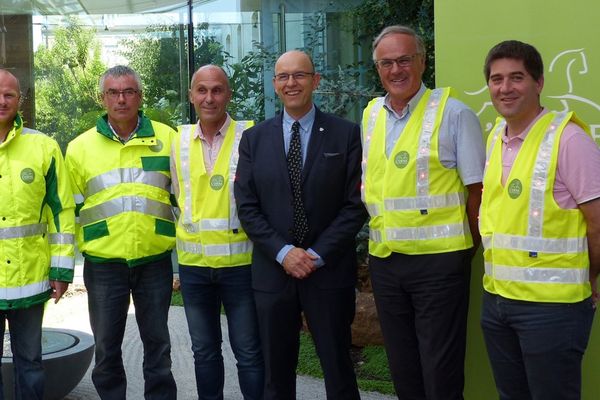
[
  {"x1": 0, "y1": 303, "x2": 44, "y2": 400},
  {"x1": 84, "y1": 256, "x2": 177, "y2": 400},
  {"x1": 179, "y1": 265, "x2": 263, "y2": 400},
  {"x1": 481, "y1": 291, "x2": 595, "y2": 400}
]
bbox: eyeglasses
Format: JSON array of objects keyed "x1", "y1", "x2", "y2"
[
  {"x1": 104, "y1": 88, "x2": 140, "y2": 99},
  {"x1": 274, "y1": 72, "x2": 315, "y2": 83},
  {"x1": 375, "y1": 54, "x2": 422, "y2": 69}
]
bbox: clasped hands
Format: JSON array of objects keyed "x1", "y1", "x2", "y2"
[{"x1": 282, "y1": 247, "x2": 317, "y2": 279}]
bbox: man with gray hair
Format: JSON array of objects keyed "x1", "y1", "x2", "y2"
[
  {"x1": 361, "y1": 26, "x2": 485, "y2": 399},
  {"x1": 65, "y1": 65, "x2": 177, "y2": 399}
]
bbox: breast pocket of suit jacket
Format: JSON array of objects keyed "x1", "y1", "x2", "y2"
[{"x1": 313, "y1": 151, "x2": 346, "y2": 190}]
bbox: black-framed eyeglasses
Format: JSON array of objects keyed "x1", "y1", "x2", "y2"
[
  {"x1": 375, "y1": 54, "x2": 422, "y2": 69},
  {"x1": 274, "y1": 72, "x2": 315, "y2": 83},
  {"x1": 104, "y1": 88, "x2": 140, "y2": 99}
]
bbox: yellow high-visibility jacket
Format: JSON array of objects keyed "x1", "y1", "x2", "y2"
[
  {"x1": 480, "y1": 111, "x2": 591, "y2": 303},
  {"x1": 0, "y1": 115, "x2": 75, "y2": 309},
  {"x1": 172, "y1": 120, "x2": 254, "y2": 267},
  {"x1": 65, "y1": 112, "x2": 175, "y2": 266},
  {"x1": 361, "y1": 88, "x2": 472, "y2": 257}
]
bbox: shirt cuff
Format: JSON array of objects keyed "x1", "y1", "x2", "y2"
[
  {"x1": 276, "y1": 244, "x2": 295, "y2": 265},
  {"x1": 307, "y1": 248, "x2": 325, "y2": 268}
]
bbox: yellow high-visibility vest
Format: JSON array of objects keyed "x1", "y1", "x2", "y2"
[
  {"x1": 362, "y1": 88, "x2": 473, "y2": 257},
  {"x1": 0, "y1": 115, "x2": 75, "y2": 309},
  {"x1": 66, "y1": 112, "x2": 175, "y2": 266},
  {"x1": 480, "y1": 111, "x2": 591, "y2": 302},
  {"x1": 172, "y1": 119, "x2": 254, "y2": 267}
]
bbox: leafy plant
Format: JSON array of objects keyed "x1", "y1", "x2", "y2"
[{"x1": 34, "y1": 16, "x2": 106, "y2": 152}]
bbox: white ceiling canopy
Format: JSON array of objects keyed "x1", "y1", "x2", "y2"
[{"x1": 2, "y1": 0, "x2": 189, "y2": 15}]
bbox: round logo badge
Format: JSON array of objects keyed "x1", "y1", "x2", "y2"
[
  {"x1": 394, "y1": 151, "x2": 410, "y2": 168},
  {"x1": 210, "y1": 174, "x2": 225, "y2": 190},
  {"x1": 507, "y1": 179, "x2": 522, "y2": 199},
  {"x1": 20, "y1": 168, "x2": 35, "y2": 184},
  {"x1": 149, "y1": 139, "x2": 163, "y2": 153}
]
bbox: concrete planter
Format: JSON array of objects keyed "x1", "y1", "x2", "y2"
[{"x1": 2, "y1": 328, "x2": 94, "y2": 400}]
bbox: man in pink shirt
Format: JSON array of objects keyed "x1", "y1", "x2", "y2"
[
  {"x1": 170, "y1": 65, "x2": 263, "y2": 400},
  {"x1": 479, "y1": 40, "x2": 600, "y2": 400}
]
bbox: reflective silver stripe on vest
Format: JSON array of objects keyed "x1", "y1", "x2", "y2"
[
  {"x1": 85, "y1": 168, "x2": 170, "y2": 198},
  {"x1": 177, "y1": 238, "x2": 253, "y2": 256},
  {"x1": 386, "y1": 222, "x2": 465, "y2": 241},
  {"x1": 182, "y1": 218, "x2": 230, "y2": 233},
  {"x1": 179, "y1": 121, "x2": 249, "y2": 232},
  {"x1": 48, "y1": 233, "x2": 75, "y2": 245},
  {"x1": 366, "y1": 204, "x2": 380, "y2": 217},
  {"x1": 0, "y1": 223, "x2": 47, "y2": 240},
  {"x1": 179, "y1": 125, "x2": 195, "y2": 225},
  {"x1": 228, "y1": 121, "x2": 250, "y2": 230},
  {"x1": 416, "y1": 89, "x2": 443, "y2": 198},
  {"x1": 484, "y1": 262, "x2": 588, "y2": 284},
  {"x1": 384, "y1": 192, "x2": 465, "y2": 211},
  {"x1": 485, "y1": 233, "x2": 586, "y2": 254},
  {"x1": 361, "y1": 97, "x2": 385, "y2": 205},
  {"x1": 74, "y1": 194, "x2": 84, "y2": 204},
  {"x1": 51, "y1": 255, "x2": 75, "y2": 270},
  {"x1": 482, "y1": 235, "x2": 492, "y2": 250},
  {"x1": 484, "y1": 120, "x2": 506, "y2": 175},
  {"x1": 79, "y1": 196, "x2": 174, "y2": 226},
  {"x1": 370, "y1": 229, "x2": 382, "y2": 243},
  {"x1": 0, "y1": 280, "x2": 51, "y2": 300},
  {"x1": 528, "y1": 112, "x2": 567, "y2": 238}
]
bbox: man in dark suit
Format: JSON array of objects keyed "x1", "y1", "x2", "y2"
[{"x1": 234, "y1": 50, "x2": 367, "y2": 400}]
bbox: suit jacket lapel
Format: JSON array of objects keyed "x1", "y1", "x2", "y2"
[
  {"x1": 302, "y1": 107, "x2": 325, "y2": 183},
  {"x1": 270, "y1": 114, "x2": 291, "y2": 187}
]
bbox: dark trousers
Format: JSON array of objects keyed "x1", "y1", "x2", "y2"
[
  {"x1": 254, "y1": 278, "x2": 360, "y2": 400},
  {"x1": 481, "y1": 291, "x2": 595, "y2": 400},
  {"x1": 370, "y1": 250, "x2": 471, "y2": 400},
  {"x1": 84, "y1": 256, "x2": 177, "y2": 400},
  {"x1": 0, "y1": 303, "x2": 45, "y2": 400},
  {"x1": 179, "y1": 264, "x2": 264, "y2": 400}
]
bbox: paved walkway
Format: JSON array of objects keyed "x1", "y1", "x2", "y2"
[{"x1": 43, "y1": 276, "x2": 395, "y2": 399}]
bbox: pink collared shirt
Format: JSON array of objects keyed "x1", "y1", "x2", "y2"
[
  {"x1": 170, "y1": 115, "x2": 231, "y2": 200},
  {"x1": 195, "y1": 116, "x2": 231, "y2": 174},
  {"x1": 501, "y1": 109, "x2": 600, "y2": 208}
]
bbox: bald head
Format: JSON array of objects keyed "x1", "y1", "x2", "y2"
[
  {"x1": 189, "y1": 64, "x2": 232, "y2": 131},
  {"x1": 274, "y1": 50, "x2": 315, "y2": 74},
  {"x1": 0, "y1": 69, "x2": 20, "y2": 95},
  {"x1": 273, "y1": 50, "x2": 320, "y2": 120},
  {"x1": 190, "y1": 65, "x2": 230, "y2": 91},
  {"x1": 0, "y1": 69, "x2": 22, "y2": 135}
]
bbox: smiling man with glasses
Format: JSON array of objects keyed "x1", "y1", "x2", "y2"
[
  {"x1": 235, "y1": 50, "x2": 367, "y2": 399},
  {"x1": 65, "y1": 65, "x2": 177, "y2": 400},
  {"x1": 361, "y1": 25, "x2": 485, "y2": 400}
]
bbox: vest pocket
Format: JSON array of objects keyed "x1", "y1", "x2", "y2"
[
  {"x1": 155, "y1": 218, "x2": 176, "y2": 237},
  {"x1": 83, "y1": 220, "x2": 110, "y2": 241},
  {"x1": 141, "y1": 156, "x2": 170, "y2": 171}
]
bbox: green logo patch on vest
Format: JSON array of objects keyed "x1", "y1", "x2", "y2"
[
  {"x1": 20, "y1": 168, "x2": 35, "y2": 184},
  {"x1": 508, "y1": 179, "x2": 522, "y2": 199},
  {"x1": 149, "y1": 139, "x2": 163, "y2": 153},
  {"x1": 394, "y1": 151, "x2": 410, "y2": 168},
  {"x1": 210, "y1": 174, "x2": 225, "y2": 190}
]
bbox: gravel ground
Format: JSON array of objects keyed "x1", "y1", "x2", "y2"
[{"x1": 43, "y1": 282, "x2": 395, "y2": 400}]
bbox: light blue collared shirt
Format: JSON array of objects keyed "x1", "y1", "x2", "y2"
[
  {"x1": 276, "y1": 104, "x2": 324, "y2": 269},
  {"x1": 383, "y1": 84, "x2": 485, "y2": 185}
]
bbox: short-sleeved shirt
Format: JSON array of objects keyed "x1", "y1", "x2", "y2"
[
  {"x1": 501, "y1": 109, "x2": 600, "y2": 208},
  {"x1": 383, "y1": 84, "x2": 485, "y2": 186}
]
